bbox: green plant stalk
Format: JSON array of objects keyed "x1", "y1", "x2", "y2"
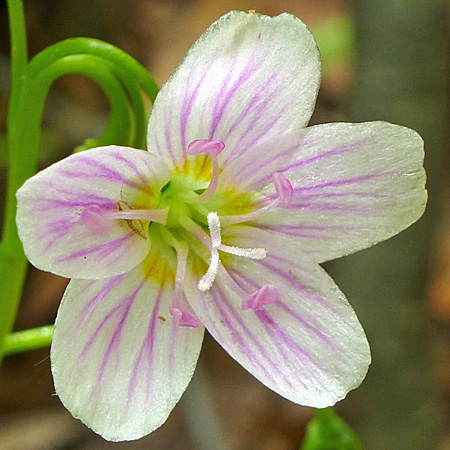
[
  {"x1": 0, "y1": 0, "x2": 31, "y2": 360},
  {"x1": 1, "y1": 0, "x2": 160, "y2": 360},
  {"x1": 6, "y1": 0, "x2": 27, "y2": 118},
  {"x1": 27, "y1": 37, "x2": 159, "y2": 104},
  {"x1": 1, "y1": 57, "x2": 133, "y2": 358},
  {"x1": 3, "y1": 325, "x2": 54, "y2": 356}
]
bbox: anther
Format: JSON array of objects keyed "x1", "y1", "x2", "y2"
[
  {"x1": 242, "y1": 284, "x2": 280, "y2": 310},
  {"x1": 80, "y1": 204, "x2": 168, "y2": 235},
  {"x1": 169, "y1": 298, "x2": 199, "y2": 328},
  {"x1": 220, "y1": 172, "x2": 294, "y2": 226},
  {"x1": 80, "y1": 205, "x2": 114, "y2": 235},
  {"x1": 188, "y1": 139, "x2": 225, "y2": 202},
  {"x1": 219, "y1": 268, "x2": 280, "y2": 311},
  {"x1": 273, "y1": 172, "x2": 293, "y2": 207},
  {"x1": 188, "y1": 139, "x2": 225, "y2": 156}
]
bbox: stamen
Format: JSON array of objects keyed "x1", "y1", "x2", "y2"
[
  {"x1": 242, "y1": 284, "x2": 280, "y2": 310},
  {"x1": 188, "y1": 139, "x2": 225, "y2": 156},
  {"x1": 173, "y1": 241, "x2": 189, "y2": 296},
  {"x1": 179, "y1": 216, "x2": 211, "y2": 249},
  {"x1": 169, "y1": 299, "x2": 200, "y2": 328},
  {"x1": 80, "y1": 205, "x2": 168, "y2": 234},
  {"x1": 109, "y1": 208, "x2": 169, "y2": 224},
  {"x1": 188, "y1": 139, "x2": 225, "y2": 202},
  {"x1": 218, "y1": 266, "x2": 250, "y2": 298},
  {"x1": 220, "y1": 172, "x2": 293, "y2": 226},
  {"x1": 219, "y1": 267, "x2": 279, "y2": 311},
  {"x1": 80, "y1": 205, "x2": 113, "y2": 235},
  {"x1": 160, "y1": 231, "x2": 199, "y2": 328},
  {"x1": 273, "y1": 172, "x2": 293, "y2": 207},
  {"x1": 220, "y1": 202, "x2": 276, "y2": 226}
]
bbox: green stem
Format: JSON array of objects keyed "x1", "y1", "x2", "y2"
[
  {"x1": 28, "y1": 37, "x2": 159, "y2": 103},
  {"x1": 6, "y1": 0, "x2": 27, "y2": 118},
  {"x1": 1, "y1": 0, "x2": 160, "y2": 361},
  {"x1": 3, "y1": 54, "x2": 133, "y2": 245},
  {"x1": 0, "y1": 0, "x2": 29, "y2": 360},
  {"x1": 0, "y1": 54, "x2": 135, "y2": 362},
  {"x1": 3, "y1": 325, "x2": 54, "y2": 356}
]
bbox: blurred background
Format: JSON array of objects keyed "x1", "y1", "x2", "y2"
[{"x1": 0, "y1": 0, "x2": 449, "y2": 449}]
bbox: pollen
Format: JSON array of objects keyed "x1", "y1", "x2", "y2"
[{"x1": 118, "y1": 200, "x2": 147, "y2": 239}]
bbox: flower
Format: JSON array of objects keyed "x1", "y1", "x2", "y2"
[{"x1": 15, "y1": 11, "x2": 426, "y2": 442}]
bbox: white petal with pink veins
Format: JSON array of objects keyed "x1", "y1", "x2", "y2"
[
  {"x1": 223, "y1": 122, "x2": 426, "y2": 263},
  {"x1": 16, "y1": 146, "x2": 169, "y2": 279},
  {"x1": 184, "y1": 249, "x2": 370, "y2": 408},
  {"x1": 51, "y1": 256, "x2": 204, "y2": 441},
  {"x1": 147, "y1": 11, "x2": 321, "y2": 170}
]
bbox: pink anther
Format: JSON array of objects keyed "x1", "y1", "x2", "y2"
[
  {"x1": 242, "y1": 284, "x2": 280, "y2": 310},
  {"x1": 169, "y1": 299, "x2": 200, "y2": 328},
  {"x1": 188, "y1": 139, "x2": 225, "y2": 156},
  {"x1": 80, "y1": 205, "x2": 114, "y2": 235},
  {"x1": 272, "y1": 172, "x2": 293, "y2": 207},
  {"x1": 188, "y1": 140, "x2": 226, "y2": 202}
]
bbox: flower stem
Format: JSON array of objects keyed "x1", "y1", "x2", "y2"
[
  {"x1": 6, "y1": 0, "x2": 27, "y2": 114},
  {"x1": 0, "y1": 0, "x2": 160, "y2": 362},
  {"x1": 3, "y1": 325, "x2": 54, "y2": 356},
  {"x1": 0, "y1": 0, "x2": 30, "y2": 360}
]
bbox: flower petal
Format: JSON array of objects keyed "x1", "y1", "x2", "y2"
[
  {"x1": 16, "y1": 146, "x2": 169, "y2": 279},
  {"x1": 51, "y1": 252, "x2": 204, "y2": 441},
  {"x1": 225, "y1": 122, "x2": 426, "y2": 263},
  {"x1": 147, "y1": 11, "x2": 320, "y2": 169},
  {"x1": 185, "y1": 250, "x2": 370, "y2": 408}
]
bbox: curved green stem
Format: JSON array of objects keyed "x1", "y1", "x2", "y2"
[
  {"x1": 38, "y1": 54, "x2": 133, "y2": 147},
  {"x1": 1, "y1": 0, "x2": 160, "y2": 361},
  {"x1": 3, "y1": 54, "x2": 133, "y2": 244},
  {"x1": 28, "y1": 37, "x2": 159, "y2": 103}
]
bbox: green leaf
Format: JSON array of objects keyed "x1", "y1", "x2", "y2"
[{"x1": 301, "y1": 408, "x2": 363, "y2": 450}]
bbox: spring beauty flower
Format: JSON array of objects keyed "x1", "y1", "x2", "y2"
[{"x1": 16, "y1": 11, "x2": 426, "y2": 441}]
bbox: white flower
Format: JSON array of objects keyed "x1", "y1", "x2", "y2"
[{"x1": 15, "y1": 11, "x2": 426, "y2": 442}]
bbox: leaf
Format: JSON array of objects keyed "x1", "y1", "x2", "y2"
[{"x1": 301, "y1": 408, "x2": 363, "y2": 450}]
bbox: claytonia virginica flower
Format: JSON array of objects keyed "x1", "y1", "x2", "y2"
[{"x1": 16, "y1": 11, "x2": 426, "y2": 442}]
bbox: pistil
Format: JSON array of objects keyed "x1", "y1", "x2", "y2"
[
  {"x1": 207, "y1": 213, "x2": 266, "y2": 259},
  {"x1": 180, "y1": 214, "x2": 267, "y2": 292}
]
